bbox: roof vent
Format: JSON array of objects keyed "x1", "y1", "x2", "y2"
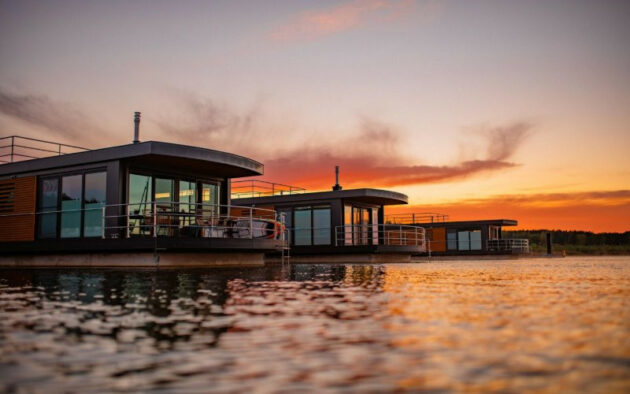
[
  {"x1": 133, "y1": 111, "x2": 141, "y2": 144},
  {"x1": 332, "y1": 165, "x2": 342, "y2": 191}
]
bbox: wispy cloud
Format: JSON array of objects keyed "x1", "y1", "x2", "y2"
[
  {"x1": 151, "y1": 91, "x2": 531, "y2": 190},
  {"x1": 0, "y1": 86, "x2": 105, "y2": 146},
  {"x1": 388, "y1": 190, "x2": 630, "y2": 232},
  {"x1": 268, "y1": 0, "x2": 417, "y2": 42},
  {"x1": 261, "y1": 121, "x2": 532, "y2": 189}
]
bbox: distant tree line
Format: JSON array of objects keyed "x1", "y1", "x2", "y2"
[{"x1": 503, "y1": 230, "x2": 630, "y2": 255}]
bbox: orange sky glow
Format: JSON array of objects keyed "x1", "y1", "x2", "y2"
[{"x1": 0, "y1": 1, "x2": 628, "y2": 233}]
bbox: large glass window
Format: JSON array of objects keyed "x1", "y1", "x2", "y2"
[
  {"x1": 372, "y1": 208, "x2": 379, "y2": 245},
  {"x1": 313, "y1": 206, "x2": 331, "y2": 245},
  {"x1": 344, "y1": 205, "x2": 352, "y2": 245},
  {"x1": 179, "y1": 180, "x2": 196, "y2": 228},
  {"x1": 470, "y1": 230, "x2": 482, "y2": 250},
  {"x1": 38, "y1": 178, "x2": 59, "y2": 238},
  {"x1": 294, "y1": 207, "x2": 312, "y2": 246},
  {"x1": 447, "y1": 231, "x2": 457, "y2": 250},
  {"x1": 201, "y1": 182, "x2": 220, "y2": 221},
  {"x1": 83, "y1": 172, "x2": 106, "y2": 237},
  {"x1": 128, "y1": 174, "x2": 152, "y2": 235},
  {"x1": 458, "y1": 231, "x2": 470, "y2": 251},
  {"x1": 60, "y1": 175, "x2": 82, "y2": 238}
]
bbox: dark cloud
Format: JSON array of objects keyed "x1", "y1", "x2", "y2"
[{"x1": 0, "y1": 86, "x2": 105, "y2": 146}]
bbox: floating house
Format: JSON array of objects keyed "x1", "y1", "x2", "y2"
[
  {"x1": 231, "y1": 170, "x2": 427, "y2": 263},
  {"x1": 384, "y1": 214, "x2": 529, "y2": 255},
  {"x1": 0, "y1": 117, "x2": 285, "y2": 267}
]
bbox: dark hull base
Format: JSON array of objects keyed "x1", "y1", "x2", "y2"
[
  {"x1": 0, "y1": 252, "x2": 266, "y2": 267},
  {"x1": 0, "y1": 238, "x2": 282, "y2": 267}
]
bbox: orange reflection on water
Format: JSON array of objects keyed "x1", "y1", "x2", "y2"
[{"x1": 382, "y1": 257, "x2": 630, "y2": 392}]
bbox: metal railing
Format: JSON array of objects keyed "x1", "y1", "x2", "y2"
[
  {"x1": 384, "y1": 212, "x2": 449, "y2": 225},
  {"x1": 0, "y1": 202, "x2": 287, "y2": 243},
  {"x1": 487, "y1": 239, "x2": 530, "y2": 252},
  {"x1": 231, "y1": 179, "x2": 306, "y2": 199},
  {"x1": 333, "y1": 224, "x2": 426, "y2": 251},
  {"x1": 0, "y1": 136, "x2": 89, "y2": 164}
]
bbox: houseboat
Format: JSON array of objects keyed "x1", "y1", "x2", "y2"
[
  {"x1": 384, "y1": 214, "x2": 530, "y2": 255},
  {"x1": 231, "y1": 170, "x2": 427, "y2": 263},
  {"x1": 0, "y1": 116, "x2": 286, "y2": 267}
]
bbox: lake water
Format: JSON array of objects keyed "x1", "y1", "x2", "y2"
[{"x1": 1, "y1": 257, "x2": 629, "y2": 393}]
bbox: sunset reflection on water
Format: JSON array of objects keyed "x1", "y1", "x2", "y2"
[{"x1": 0, "y1": 257, "x2": 628, "y2": 392}]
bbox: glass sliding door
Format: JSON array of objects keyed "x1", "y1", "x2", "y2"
[
  {"x1": 83, "y1": 172, "x2": 107, "y2": 237},
  {"x1": 38, "y1": 178, "x2": 59, "y2": 238},
  {"x1": 128, "y1": 173, "x2": 152, "y2": 235},
  {"x1": 60, "y1": 175, "x2": 82, "y2": 238},
  {"x1": 155, "y1": 178, "x2": 174, "y2": 236},
  {"x1": 201, "y1": 182, "x2": 220, "y2": 222},
  {"x1": 294, "y1": 207, "x2": 312, "y2": 246},
  {"x1": 313, "y1": 206, "x2": 331, "y2": 245},
  {"x1": 344, "y1": 205, "x2": 352, "y2": 245},
  {"x1": 179, "y1": 180, "x2": 196, "y2": 228}
]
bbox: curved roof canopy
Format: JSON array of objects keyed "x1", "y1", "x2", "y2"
[
  {"x1": 233, "y1": 188, "x2": 408, "y2": 206},
  {"x1": 0, "y1": 141, "x2": 263, "y2": 178}
]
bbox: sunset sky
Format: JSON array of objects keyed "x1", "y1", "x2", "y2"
[{"x1": 1, "y1": 0, "x2": 628, "y2": 232}]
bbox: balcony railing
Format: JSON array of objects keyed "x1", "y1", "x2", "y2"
[
  {"x1": 384, "y1": 212, "x2": 449, "y2": 225},
  {"x1": 231, "y1": 180, "x2": 306, "y2": 199},
  {"x1": 333, "y1": 224, "x2": 426, "y2": 251},
  {"x1": 0, "y1": 202, "x2": 287, "y2": 242},
  {"x1": 0, "y1": 135, "x2": 89, "y2": 164},
  {"x1": 487, "y1": 239, "x2": 530, "y2": 253}
]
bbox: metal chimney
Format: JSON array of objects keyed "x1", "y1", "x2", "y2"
[
  {"x1": 133, "y1": 112, "x2": 141, "y2": 144},
  {"x1": 332, "y1": 165, "x2": 342, "y2": 191}
]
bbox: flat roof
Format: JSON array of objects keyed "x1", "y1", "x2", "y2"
[
  {"x1": 0, "y1": 141, "x2": 264, "y2": 178},
  {"x1": 233, "y1": 188, "x2": 408, "y2": 206},
  {"x1": 422, "y1": 219, "x2": 518, "y2": 227}
]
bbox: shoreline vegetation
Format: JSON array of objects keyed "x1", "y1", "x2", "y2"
[{"x1": 504, "y1": 230, "x2": 630, "y2": 256}]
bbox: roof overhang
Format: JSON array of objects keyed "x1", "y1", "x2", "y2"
[
  {"x1": 233, "y1": 188, "x2": 408, "y2": 206},
  {"x1": 0, "y1": 141, "x2": 263, "y2": 178}
]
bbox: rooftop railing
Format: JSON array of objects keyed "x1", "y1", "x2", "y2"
[
  {"x1": 231, "y1": 179, "x2": 306, "y2": 199},
  {"x1": 384, "y1": 212, "x2": 449, "y2": 225},
  {"x1": 0, "y1": 135, "x2": 90, "y2": 164}
]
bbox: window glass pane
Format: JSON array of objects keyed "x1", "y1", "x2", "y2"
[
  {"x1": 84, "y1": 172, "x2": 106, "y2": 237},
  {"x1": 313, "y1": 207, "x2": 331, "y2": 245},
  {"x1": 179, "y1": 180, "x2": 196, "y2": 228},
  {"x1": 447, "y1": 231, "x2": 457, "y2": 250},
  {"x1": 201, "y1": 182, "x2": 219, "y2": 220},
  {"x1": 61, "y1": 175, "x2": 82, "y2": 238},
  {"x1": 344, "y1": 205, "x2": 352, "y2": 245},
  {"x1": 294, "y1": 207, "x2": 312, "y2": 246},
  {"x1": 278, "y1": 209, "x2": 292, "y2": 242},
  {"x1": 128, "y1": 174, "x2": 152, "y2": 235},
  {"x1": 458, "y1": 231, "x2": 470, "y2": 251},
  {"x1": 372, "y1": 208, "x2": 379, "y2": 245},
  {"x1": 155, "y1": 178, "x2": 174, "y2": 203},
  {"x1": 470, "y1": 230, "x2": 482, "y2": 250},
  {"x1": 38, "y1": 178, "x2": 58, "y2": 238}
]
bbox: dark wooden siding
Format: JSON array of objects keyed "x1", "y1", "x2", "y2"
[{"x1": 0, "y1": 176, "x2": 37, "y2": 242}]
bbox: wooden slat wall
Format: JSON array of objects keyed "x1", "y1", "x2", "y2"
[{"x1": 0, "y1": 176, "x2": 37, "y2": 242}]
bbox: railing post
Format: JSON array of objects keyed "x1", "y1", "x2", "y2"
[
  {"x1": 10, "y1": 136, "x2": 14, "y2": 163},
  {"x1": 334, "y1": 226, "x2": 338, "y2": 247},
  {"x1": 126, "y1": 204, "x2": 130, "y2": 238},
  {"x1": 249, "y1": 205, "x2": 253, "y2": 239},
  {"x1": 101, "y1": 205, "x2": 106, "y2": 239},
  {"x1": 153, "y1": 202, "x2": 157, "y2": 238}
]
